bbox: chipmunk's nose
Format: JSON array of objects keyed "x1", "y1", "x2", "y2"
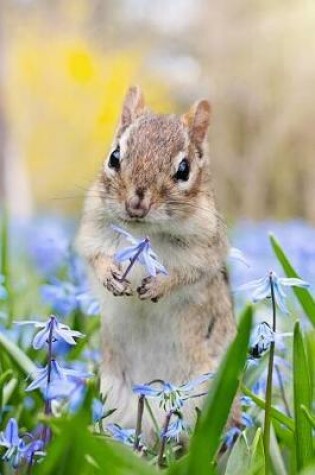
[{"x1": 125, "y1": 188, "x2": 149, "y2": 218}]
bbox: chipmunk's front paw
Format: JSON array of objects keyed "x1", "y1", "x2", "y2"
[
  {"x1": 137, "y1": 276, "x2": 164, "y2": 302},
  {"x1": 103, "y1": 265, "x2": 133, "y2": 297}
]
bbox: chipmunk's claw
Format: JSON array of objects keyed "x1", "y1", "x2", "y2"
[
  {"x1": 104, "y1": 270, "x2": 133, "y2": 297},
  {"x1": 137, "y1": 276, "x2": 162, "y2": 302}
]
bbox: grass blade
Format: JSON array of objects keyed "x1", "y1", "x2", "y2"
[
  {"x1": 241, "y1": 384, "x2": 294, "y2": 431},
  {"x1": 249, "y1": 428, "x2": 265, "y2": 475},
  {"x1": 301, "y1": 405, "x2": 315, "y2": 429},
  {"x1": 269, "y1": 426, "x2": 287, "y2": 475},
  {"x1": 225, "y1": 433, "x2": 251, "y2": 475},
  {"x1": 270, "y1": 234, "x2": 315, "y2": 326},
  {"x1": 0, "y1": 331, "x2": 36, "y2": 375},
  {"x1": 293, "y1": 321, "x2": 313, "y2": 470},
  {"x1": 185, "y1": 306, "x2": 253, "y2": 475},
  {"x1": 36, "y1": 413, "x2": 158, "y2": 475}
]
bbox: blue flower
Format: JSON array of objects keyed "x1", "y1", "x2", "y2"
[
  {"x1": 106, "y1": 424, "x2": 135, "y2": 446},
  {"x1": 41, "y1": 280, "x2": 78, "y2": 315},
  {"x1": 163, "y1": 416, "x2": 188, "y2": 442},
  {"x1": 17, "y1": 315, "x2": 83, "y2": 349},
  {"x1": 41, "y1": 280, "x2": 100, "y2": 317},
  {"x1": 223, "y1": 412, "x2": 253, "y2": 449},
  {"x1": 0, "y1": 419, "x2": 21, "y2": 465},
  {"x1": 241, "y1": 412, "x2": 254, "y2": 428},
  {"x1": 20, "y1": 439, "x2": 44, "y2": 463},
  {"x1": 250, "y1": 321, "x2": 274, "y2": 357},
  {"x1": 223, "y1": 427, "x2": 241, "y2": 448},
  {"x1": 236, "y1": 271, "x2": 309, "y2": 313},
  {"x1": 0, "y1": 274, "x2": 7, "y2": 300},
  {"x1": 133, "y1": 373, "x2": 212, "y2": 412},
  {"x1": 29, "y1": 221, "x2": 70, "y2": 275},
  {"x1": 92, "y1": 398, "x2": 104, "y2": 423},
  {"x1": 240, "y1": 396, "x2": 253, "y2": 407},
  {"x1": 0, "y1": 418, "x2": 44, "y2": 468},
  {"x1": 112, "y1": 225, "x2": 167, "y2": 278},
  {"x1": 26, "y1": 360, "x2": 91, "y2": 400},
  {"x1": 229, "y1": 248, "x2": 250, "y2": 267},
  {"x1": 76, "y1": 288, "x2": 100, "y2": 316}
]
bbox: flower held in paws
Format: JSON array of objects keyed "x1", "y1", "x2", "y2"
[{"x1": 111, "y1": 225, "x2": 167, "y2": 281}]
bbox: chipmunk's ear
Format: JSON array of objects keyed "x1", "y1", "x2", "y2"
[
  {"x1": 181, "y1": 100, "x2": 211, "y2": 146},
  {"x1": 119, "y1": 86, "x2": 145, "y2": 130}
]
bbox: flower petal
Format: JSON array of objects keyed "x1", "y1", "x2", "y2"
[
  {"x1": 180, "y1": 373, "x2": 213, "y2": 392},
  {"x1": 114, "y1": 245, "x2": 139, "y2": 262},
  {"x1": 252, "y1": 279, "x2": 271, "y2": 302},
  {"x1": 278, "y1": 277, "x2": 310, "y2": 288},
  {"x1": 4, "y1": 419, "x2": 20, "y2": 447},
  {"x1": 141, "y1": 251, "x2": 157, "y2": 277},
  {"x1": 229, "y1": 247, "x2": 250, "y2": 267},
  {"x1": 132, "y1": 384, "x2": 160, "y2": 397},
  {"x1": 111, "y1": 225, "x2": 139, "y2": 245},
  {"x1": 273, "y1": 284, "x2": 289, "y2": 314},
  {"x1": 32, "y1": 327, "x2": 49, "y2": 350},
  {"x1": 235, "y1": 276, "x2": 269, "y2": 292}
]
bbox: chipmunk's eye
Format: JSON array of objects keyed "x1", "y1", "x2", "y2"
[
  {"x1": 108, "y1": 146, "x2": 120, "y2": 170},
  {"x1": 174, "y1": 158, "x2": 190, "y2": 181}
]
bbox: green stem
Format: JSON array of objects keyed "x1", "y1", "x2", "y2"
[
  {"x1": 144, "y1": 399, "x2": 160, "y2": 436},
  {"x1": 275, "y1": 363, "x2": 291, "y2": 417},
  {"x1": 263, "y1": 273, "x2": 277, "y2": 475},
  {"x1": 42, "y1": 316, "x2": 55, "y2": 444},
  {"x1": 118, "y1": 238, "x2": 149, "y2": 282}
]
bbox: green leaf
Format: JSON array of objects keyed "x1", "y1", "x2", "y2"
[
  {"x1": 0, "y1": 368, "x2": 13, "y2": 388},
  {"x1": 293, "y1": 321, "x2": 313, "y2": 470},
  {"x1": 241, "y1": 385, "x2": 294, "y2": 431},
  {"x1": 2, "y1": 378, "x2": 18, "y2": 407},
  {"x1": 301, "y1": 405, "x2": 315, "y2": 429},
  {"x1": 300, "y1": 465, "x2": 315, "y2": 475},
  {"x1": 36, "y1": 414, "x2": 158, "y2": 475},
  {"x1": 225, "y1": 433, "x2": 251, "y2": 475},
  {"x1": 248, "y1": 428, "x2": 265, "y2": 475},
  {"x1": 0, "y1": 331, "x2": 37, "y2": 375},
  {"x1": 0, "y1": 369, "x2": 13, "y2": 411},
  {"x1": 89, "y1": 437, "x2": 159, "y2": 475},
  {"x1": 184, "y1": 306, "x2": 253, "y2": 475},
  {"x1": 37, "y1": 386, "x2": 158, "y2": 475},
  {"x1": 270, "y1": 234, "x2": 315, "y2": 326},
  {"x1": 269, "y1": 425, "x2": 287, "y2": 475}
]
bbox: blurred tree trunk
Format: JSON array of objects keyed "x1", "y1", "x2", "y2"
[
  {"x1": 0, "y1": 12, "x2": 6, "y2": 206},
  {"x1": 0, "y1": 7, "x2": 32, "y2": 217}
]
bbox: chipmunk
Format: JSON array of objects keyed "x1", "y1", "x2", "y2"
[{"x1": 77, "y1": 86, "x2": 236, "y2": 439}]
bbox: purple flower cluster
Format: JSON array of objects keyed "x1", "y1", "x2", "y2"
[
  {"x1": 0, "y1": 418, "x2": 44, "y2": 468},
  {"x1": 22, "y1": 315, "x2": 90, "y2": 402},
  {"x1": 28, "y1": 220, "x2": 99, "y2": 317},
  {"x1": 0, "y1": 314, "x2": 93, "y2": 470},
  {"x1": 133, "y1": 373, "x2": 212, "y2": 413}
]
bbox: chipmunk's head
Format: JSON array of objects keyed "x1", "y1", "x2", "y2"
[{"x1": 100, "y1": 86, "x2": 213, "y2": 231}]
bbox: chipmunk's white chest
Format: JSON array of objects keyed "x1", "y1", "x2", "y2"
[
  {"x1": 98, "y1": 287, "x2": 188, "y2": 384},
  {"x1": 94, "y1": 230, "x2": 198, "y2": 384}
]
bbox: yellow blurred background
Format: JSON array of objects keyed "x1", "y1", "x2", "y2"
[{"x1": 1, "y1": 0, "x2": 315, "y2": 221}]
